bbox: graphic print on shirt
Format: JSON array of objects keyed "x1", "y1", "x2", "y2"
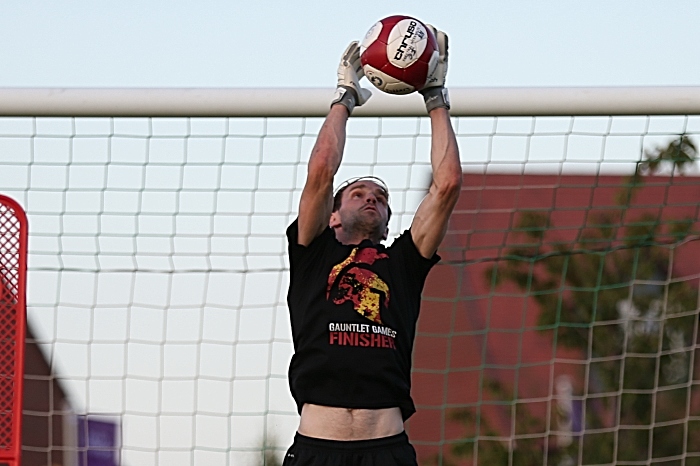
[{"x1": 326, "y1": 247, "x2": 389, "y2": 324}]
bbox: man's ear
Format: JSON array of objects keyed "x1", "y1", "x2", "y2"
[{"x1": 329, "y1": 211, "x2": 341, "y2": 229}]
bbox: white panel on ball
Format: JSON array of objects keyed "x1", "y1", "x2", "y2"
[
  {"x1": 360, "y1": 21, "x2": 382, "y2": 54},
  {"x1": 386, "y1": 19, "x2": 428, "y2": 69},
  {"x1": 362, "y1": 65, "x2": 415, "y2": 95},
  {"x1": 384, "y1": 81, "x2": 416, "y2": 94}
]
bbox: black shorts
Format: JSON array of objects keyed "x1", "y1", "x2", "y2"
[{"x1": 282, "y1": 431, "x2": 417, "y2": 466}]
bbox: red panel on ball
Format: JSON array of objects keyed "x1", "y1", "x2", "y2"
[{"x1": 360, "y1": 15, "x2": 438, "y2": 94}]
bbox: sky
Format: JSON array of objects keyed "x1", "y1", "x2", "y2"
[{"x1": 3, "y1": 1, "x2": 700, "y2": 89}]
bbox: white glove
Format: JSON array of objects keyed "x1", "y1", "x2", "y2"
[
  {"x1": 420, "y1": 25, "x2": 450, "y2": 112},
  {"x1": 331, "y1": 41, "x2": 372, "y2": 113}
]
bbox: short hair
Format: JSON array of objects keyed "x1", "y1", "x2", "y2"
[{"x1": 333, "y1": 176, "x2": 392, "y2": 220}]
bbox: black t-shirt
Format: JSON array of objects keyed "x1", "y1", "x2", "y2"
[{"x1": 286, "y1": 220, "x2": 440, "y2": 420}]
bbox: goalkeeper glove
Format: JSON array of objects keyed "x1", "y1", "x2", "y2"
[
  {"x1": 331, "y1": 41, "x2": 372, "y2": 114},
  {"x1": 420, "y1": 26, "x2": 450, "y2": 112}
]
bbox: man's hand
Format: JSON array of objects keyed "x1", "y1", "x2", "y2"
[
  {"x1": 420, "y1": 26, "x2": 450, "y2": 112},
  {"x1": 332, "y1": 41, "x2": 372, "y2": 114}
]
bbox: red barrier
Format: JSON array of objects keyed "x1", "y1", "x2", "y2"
[{"x1": 0, "y1": 196, "x2": 27, "y2": 466}]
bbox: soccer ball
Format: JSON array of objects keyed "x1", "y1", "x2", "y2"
[{"x1": 359, "y1": 15, "x2": 439, "y2": 95}]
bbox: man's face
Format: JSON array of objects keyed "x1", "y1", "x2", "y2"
[{"x1": 332, "y1": 180, "x2": 390, "y2": 239}]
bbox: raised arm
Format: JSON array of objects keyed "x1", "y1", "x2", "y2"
[
  {"x1": 297, "y1": 42, "x2": 372, "y2": 246},
  {"x1": 297, "y1": 105, "x2": 348, "y2": 246},
  {"x1": 410, "y1": 108, "x2": 461, "y2": 257},
  {"x1": 410, "y1": 27, "x2": 462, "y2": 258}
]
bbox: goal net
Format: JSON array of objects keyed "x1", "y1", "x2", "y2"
[{"x1": 0, "y1": 88, "x2": 698, "y2": 465}]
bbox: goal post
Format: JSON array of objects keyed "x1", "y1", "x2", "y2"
[
  {"x1": 0, "y1": 195, "x2": 28, "y2": 466},
  {"x1": 1, "y1": 87, "x2": 700, "y2": 117},
  {"x1": 0, "y1": 87, "x2": 699, "y2": 465}
]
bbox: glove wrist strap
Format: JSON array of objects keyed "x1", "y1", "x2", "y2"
[
  {"x1": 420, "y1": 87, "x2": 451, "y2": 112},
  {"x1": 331, "y1": 86, "x2": 358, "y2": 114}
]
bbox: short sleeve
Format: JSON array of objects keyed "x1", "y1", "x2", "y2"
[
  {"x1": 286, "y1": 219, "x2": 337, "y2": 269},
  {"x1": 388, "y1": 229, "x2": 441, "y2": 289}
]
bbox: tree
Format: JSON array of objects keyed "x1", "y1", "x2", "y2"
[
  {"x1": 256, "y1": 435, "x2": 283, "y2": 466},
  {"x1": 449, "y1": 135, "x2": 700, "y2": 465}
]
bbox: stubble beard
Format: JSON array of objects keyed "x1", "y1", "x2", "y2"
[{"x1": 342, "y1": 209, "x2": 385, "y2": 243}]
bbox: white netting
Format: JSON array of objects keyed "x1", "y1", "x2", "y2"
[{"x1": 1, "y1": 110, "x2": 699, "y2": 465}]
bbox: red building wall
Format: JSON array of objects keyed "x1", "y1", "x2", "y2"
[{"x1": 407, "y1": 173, "x2": 700, "y2": 464}]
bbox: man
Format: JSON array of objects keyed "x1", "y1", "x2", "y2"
[{"x1": 284, "y1": 26, "x2": 461, "y2": 466}]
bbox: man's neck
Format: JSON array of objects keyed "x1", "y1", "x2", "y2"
[{"x1": 334, "y1": 229, "x2": 381, "y2": 246}]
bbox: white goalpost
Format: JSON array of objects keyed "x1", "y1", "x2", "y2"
[
  {"x1": 2, "y1": 87, "x2": 700, "y2": 117},
  {"x1": 2, "y1": 87, "x2": 699, "y2": 466}
]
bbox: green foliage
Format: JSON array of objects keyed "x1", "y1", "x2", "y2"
[
  {"x1": 451, "y1": 136, "x2": 700, "y2": 465},
  {"x1": 448, "y1": 379, "x2": 576, "y2": 466},
  {"x1": 619, "y1": 135, "x2": 698, "y2": 205},
  {"x1": 262, "y1": 450, "x2": 282, "y2": 466},
  {"x1": 256, "y1": 436, "x2": 283, "y2": 466}
]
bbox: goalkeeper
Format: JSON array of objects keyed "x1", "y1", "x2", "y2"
[{"x1": 284, "y1": 26, "x2": 460, "y2": 466}]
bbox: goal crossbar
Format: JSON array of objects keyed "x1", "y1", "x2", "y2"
[{"x1": 2, "y1": 87, "x2": 700, "y2": 117}]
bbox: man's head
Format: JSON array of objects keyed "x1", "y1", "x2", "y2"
[{"x1": 330, "y1": 176, "x2": 392, "y2": 243}]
